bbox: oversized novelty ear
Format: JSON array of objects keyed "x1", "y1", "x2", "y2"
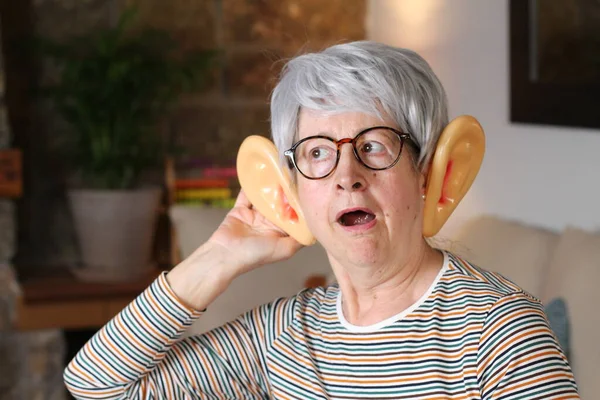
[
  {"x1": 422, "y1": 115, "x2": 485, "y2": 237},
  {"x1": 236, "y1": 135, "x2": 316, "y2": 246}
]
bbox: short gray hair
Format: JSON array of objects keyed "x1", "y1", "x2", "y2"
[{"x1": 270, "y1": 40, "x2": 449, "y2": 172}]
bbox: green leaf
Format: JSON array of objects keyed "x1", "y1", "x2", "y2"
[{"x1": 32, "y1": 5, "x2": 217, "y2": 189}]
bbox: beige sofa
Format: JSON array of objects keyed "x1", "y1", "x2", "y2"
[
  {"x1": 171, "y1": 207, "x2": 597, "y2": 398},
  {"x1": 446, "y1": 215, "x2": 599, "y2": 399}
]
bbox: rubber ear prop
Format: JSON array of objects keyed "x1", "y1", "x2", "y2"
[
  {"x1": 422, "y1": 115, "x2": 485, "y2": 237},
  {"x1": 236, "y1": 135, "x2": 316, "y2": 246}
]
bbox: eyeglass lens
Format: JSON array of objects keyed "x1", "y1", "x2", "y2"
[{"x1": 294, "y1": 128, "x2": 403, "y2": 179}]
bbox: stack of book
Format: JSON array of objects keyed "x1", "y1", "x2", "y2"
[{"x1": 174, "y1": 165, "x2": 239, "y2": 208}]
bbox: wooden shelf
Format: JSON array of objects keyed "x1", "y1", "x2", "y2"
[{"x1": 15, "y1": 267, "x2": 165, "y2": 331}]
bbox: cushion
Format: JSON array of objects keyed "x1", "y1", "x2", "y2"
[
  {"x1": 542, "y1": 227, "x2": 600, "y2": 398},
  {"x1": 448, "y1": 215, "x2": 558, "y2": 298},
  {"x1": 544, "y1": 297, "x2": 571, "y2": 360},
  {"x1": 169, "y1": 205, "x2": 330, "y2": 336}
]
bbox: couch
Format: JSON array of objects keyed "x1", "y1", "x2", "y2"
[
  {"x1": 445, "y1": 215, "x2": 599, "y2": 399},
  {"x1": 171, "y1": 207, "x2": 598, "y2": 398}
]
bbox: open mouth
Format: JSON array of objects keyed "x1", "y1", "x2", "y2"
[{"x1": 337, "y1": 208, "x2": 376, "y2": 226}]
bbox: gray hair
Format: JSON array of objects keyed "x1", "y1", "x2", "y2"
[{"x1": 270, "y1": 40, "x2": 449, "y2": 172}]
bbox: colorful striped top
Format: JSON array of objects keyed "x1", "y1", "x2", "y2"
[{"x1": 64, "y1": 251, "x2": 579, "y2": 399}]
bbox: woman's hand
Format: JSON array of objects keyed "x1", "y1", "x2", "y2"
[
  {"x1": 167, "y1": 190, "x2": 304, "y2": 310},
  {"x1": 208, "y1": 190, "x2": 304, "y2": 274}
]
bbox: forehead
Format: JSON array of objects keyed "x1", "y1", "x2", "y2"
[{"x1": 297, "y1": 108, "x2": 398, "y2": 140}]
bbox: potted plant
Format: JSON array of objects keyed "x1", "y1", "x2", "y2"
[{"x1": 35, "y1": 8, "x2": 215, "y2": 281}]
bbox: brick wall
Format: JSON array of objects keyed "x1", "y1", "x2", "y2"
[{"x1": 130, "y1": 0, "x2": 366, "y2": 163}]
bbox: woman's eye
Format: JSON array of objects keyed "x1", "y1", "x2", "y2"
[
  {"x1": 309, "y1": 147, "x2": 331, "y2": 160},
  {"x1": 361, "y1": 141, "x2": 385, "y2": 154}
]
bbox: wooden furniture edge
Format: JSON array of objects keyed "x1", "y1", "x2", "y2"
[
  {"x1": 15, "y1": 295, "x2": 133, "y2": 331},
  {"x1": 13, "y1": 266, "x2": 164, "y2": 331}
]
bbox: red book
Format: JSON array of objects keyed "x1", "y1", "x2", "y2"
[
  {"x1": 202, "y1": 167, "x2": 238, "y2": 178},
  {"x1": 175, "y1": 179, "x2": 230, "y2": 189}
]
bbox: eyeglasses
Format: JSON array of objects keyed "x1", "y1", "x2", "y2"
[{"x1": 284, "y1": 126, "x2": 412, "y2": 180}]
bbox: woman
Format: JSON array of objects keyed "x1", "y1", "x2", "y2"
[{"x1": 64, "y1": 41, "x2": 578, "y2": 399}]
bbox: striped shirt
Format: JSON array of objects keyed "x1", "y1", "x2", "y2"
[{"x1": 64, "y1": 251, "x2": 579, "y2": 399}]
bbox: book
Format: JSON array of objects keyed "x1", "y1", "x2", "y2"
[
  {"x1": 175, "y1": 178, "x2": 230, "y2": 190},
  {"x1": 202, "y1": 166, "x2": 238, "y2": 179},
  {"x1": 175, "y1": 198, "x2": 236, "y2": 208},
  {"x1": 175, "y1": 188, "x2": 232, "y2": 201}
]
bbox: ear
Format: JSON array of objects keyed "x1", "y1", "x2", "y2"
[
  {"x1": 236, "y1": 135, "x2": 316, "y2": 246},
  {"x1": 422, "y1": 115, "x2": 485, "y2": 237}
]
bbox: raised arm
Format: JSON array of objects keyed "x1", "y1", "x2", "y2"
[
  {"x1": 64, "y1": 272, "x2": 265, "y2": 398},
  {"x1": 476, "y1": 292, "x2": 579, "y2": 399},
  {"x1": 64, "y1": 191, "x2": 304, "y2": 399}
]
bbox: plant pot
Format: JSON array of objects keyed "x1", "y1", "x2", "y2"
[{"x1": 68, "y1": 187, "x2": 162, "y2": 282}]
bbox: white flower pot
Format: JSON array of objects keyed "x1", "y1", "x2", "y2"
[{"x1": 68, "y1": 187, "x2": 162, "y2": 282}]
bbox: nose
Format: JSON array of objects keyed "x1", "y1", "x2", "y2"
[{"x1": 334, "y1": 145, "x2": 367, "y2": 191}]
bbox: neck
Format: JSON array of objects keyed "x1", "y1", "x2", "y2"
[{"x1": 330, "y1": 241, "x2": 444, "y2": 327}]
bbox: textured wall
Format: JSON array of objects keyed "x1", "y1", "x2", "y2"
[
  {"x1": 0, "y1": 21, "x2": 14, "y2": 265},
  {"x1": 0, "y1": 20, "x2": 17, "y2": 325},
  {"x1": 128, "y1": 0, "x2": 366, "y2": 163},
  {"x1": 0, "y1": 330, "x2": 67, "y2": 400}
]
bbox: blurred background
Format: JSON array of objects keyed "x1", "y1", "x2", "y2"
[
  {"x1": 371, "y1": 0, "x2": 600, "y2": 239},
  {"x1": 0, "y1": 0, "x2": 599, "y2": 399}
]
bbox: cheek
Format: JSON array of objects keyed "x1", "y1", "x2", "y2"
[
  {"x1": 382, "y1": 174, "x2": 422, "y2": 222},
  {"x1": 297, "y1": 181, "x2": 327, "y2": 227},
  {"x1": 296, "y1": 179, "x2": 310, "y2": 206}
]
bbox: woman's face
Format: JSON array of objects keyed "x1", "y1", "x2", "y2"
[{"x1": 295, "y1": 109, "x2": 426, "y2": 268}]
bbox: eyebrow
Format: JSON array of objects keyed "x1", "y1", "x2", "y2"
[{"x1": 306, "y1": 126, "x2": 400, "y2": 138}]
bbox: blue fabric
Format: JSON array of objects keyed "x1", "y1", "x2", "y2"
[{"x1": 545, "y1": 298, "x2": 570, "y2": 360}]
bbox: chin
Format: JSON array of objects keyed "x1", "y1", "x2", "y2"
[{"x1": 328, "y1": 234, "x2": 383, "y2": 266}]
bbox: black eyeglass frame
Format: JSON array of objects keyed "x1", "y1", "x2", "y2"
[{"x1": 283, "y1": 126, "x2": 413, "y2": 180}]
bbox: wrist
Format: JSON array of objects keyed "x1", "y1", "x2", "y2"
[{"x1": 166, "y1": 241, "x2": 240, "y2": 311}]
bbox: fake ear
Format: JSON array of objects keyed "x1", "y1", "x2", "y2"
[
  {"x1": 236, "y1": 135, "x2": 316, "y2": 246},
  {"x1": 422, "y1": 115, "x2": 485, "y2": 237}
]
